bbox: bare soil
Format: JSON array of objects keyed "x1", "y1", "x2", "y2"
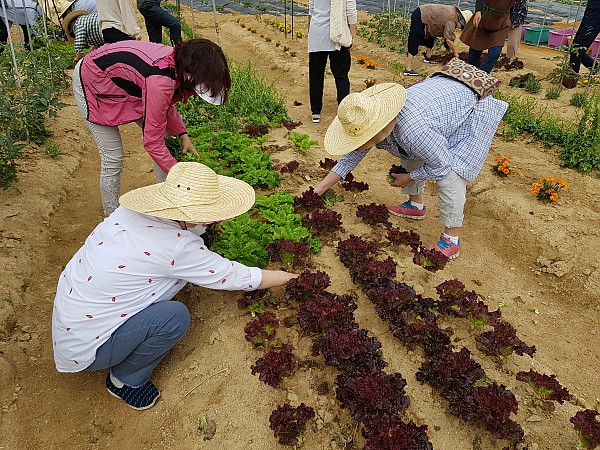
[{"x1": 0, "y1": 7, "x2": 599, "y2": 450}]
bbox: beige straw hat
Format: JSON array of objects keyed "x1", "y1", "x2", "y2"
[
  {"x1": 461, "y1": 10, "x2": 473, "y2": 25},
  {"x1": 324, "y1": 83, "x2": 407, "y2": 156},
  {"x1": 119, "y1": 162, "x2": 256, "y2": 222},
  {"x1": 62, "y1": 10, "x2": 88, "y2": 44}
]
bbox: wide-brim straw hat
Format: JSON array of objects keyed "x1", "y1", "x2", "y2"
[
  {"x1": 119, "y1": 162, "x2": 256, "y2": 223},
  {"x1": 324, "y1": 83, "x2": 407, "y2": 156},
  {"x1": 461, "y1": 10, "x2": 473, "y2": 25},
  {"x1": 39, "y1": 0, "x2": 76, "y2": 26},
  {"x1": 62, "y1": 10, "x2": 88, "y2": 44}
]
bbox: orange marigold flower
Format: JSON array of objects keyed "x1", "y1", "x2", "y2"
[
  {"x1": 545, "y1": 176, "x2": 554, "y2": 182},
  {"x1": 514, "y1": 169, "x2": 520, "y2": 175},
  {"x1": 494, "y1": 157, "x2": 501, "y2": 163},
  {"x1": 502, "y1": 168, "x2": 509, "y2": 174}
]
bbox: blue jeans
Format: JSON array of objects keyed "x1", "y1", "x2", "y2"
[
  {"x1": 468, "y1": 45, "x2": 503, "y2": 74},
  {"x1": 85, "y1": 301, "x2": 190, "y2": 387},
  {"x1": 138, "y1": 3, "x2": 182, "y2": 44}
]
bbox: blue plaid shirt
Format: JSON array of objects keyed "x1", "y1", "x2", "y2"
[{"x1": 332, "y1": 76, "x2": 508, "y2": 182}]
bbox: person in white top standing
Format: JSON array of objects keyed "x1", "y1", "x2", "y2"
[
  {"x1": 52, "y1": 162, "x2": 298, "y2": 410},
  {"x1": 307, "y1": 0, "x2": 357, "y2": 123},
  {"x1": 97, "y1": 0, "x2": 141, "y2": 43}
]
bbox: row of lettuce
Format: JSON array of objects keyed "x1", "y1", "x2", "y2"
[{"x1": 172, "y1": 60, "x2": 599, "y2": 448}]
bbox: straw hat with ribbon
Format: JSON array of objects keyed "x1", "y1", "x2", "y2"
[
  {"x1": 324, "y1": 83, "x2": 407, "y2": 156},
  {"x1": 62, "y1": 10, "x2": 88, "y2": 44},
  {"x1": 119, "y1": 162, "x2": 256, "y2": 223}
]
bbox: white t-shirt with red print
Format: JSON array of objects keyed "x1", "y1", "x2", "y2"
[{"x1": 52, "y1": 206, "x2": 262, "y2": 372}]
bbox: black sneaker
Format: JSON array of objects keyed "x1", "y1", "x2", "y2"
[
  {"x1": 311, "y1": 113, "x2": 320, "y2": 123},
  {"x1": 106, "y1": 373, "x2": 160, "y2": 410},
  {"x1": 403, "y1": 69, "x2": 420, "y2": 76},
  {"x1": 423, "y1": 58, "x2": 433, "y2": 64}
]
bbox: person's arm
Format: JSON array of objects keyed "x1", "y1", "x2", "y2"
[
  {"x1": 314, "y1": 172, "x2": 342, "y2": 195},
  {"x1": 445, "y1": 37, "x2": 458, "y2": 57},
  {"x1": 347, "y1": 0, "x2": 357, "y2": 50},
  {"x1": 313, "y1": 149, "x2": 369, "y2": 195},
  {"x1": 170, "y1": 238, "x2": 296, "y2": 291},
  {"x1": 120, "y1": 0, "x2": 141, "y2": 38},
  {"x1": 473, "y1": 0, "x2": 484, "y2": 27},
  {"x1": 142, "y1": 78, "x2": 180, "y2": 173},
  {"x1": 258, "y1": 270, "x2": 298, "y2": 289},
  {"x1": 72, "y1": 21, "x2": 86, "y2": 59}
]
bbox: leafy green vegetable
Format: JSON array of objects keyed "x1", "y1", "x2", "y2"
[{"x1": 288, "y1": 132, "x2": 318, "y2": 154}]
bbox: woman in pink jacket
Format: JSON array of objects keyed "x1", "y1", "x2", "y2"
[{"x1": 73, "y1": 38, "x2": 231, "y2": 216}]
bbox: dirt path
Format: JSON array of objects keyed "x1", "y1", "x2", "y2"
[{"x1": 0, "y1": 7, "x2": 599, "y2": 450}]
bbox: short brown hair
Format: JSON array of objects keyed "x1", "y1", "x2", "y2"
[{"x1": 174, "y1": 38, "x2": 231, "y2": 103}]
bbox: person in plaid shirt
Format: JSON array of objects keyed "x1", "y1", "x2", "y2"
[
  {"x1": 314, "y1": 77, "x2": 508, "y2": 260},
  {"x1": 66, "y1": 12, "x2": 104, "y2": 62}
]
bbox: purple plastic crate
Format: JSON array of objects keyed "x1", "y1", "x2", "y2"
[
  {"x1": 548, "y1": 28, "x2": 577, "y2": 48},
  {"x1": 592, "y1": 36, "x2": 600, "y2": 58}
]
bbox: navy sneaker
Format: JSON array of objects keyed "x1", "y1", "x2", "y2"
[{"x1": 106, "y1": 373, "x2": 160, "y2": 410}]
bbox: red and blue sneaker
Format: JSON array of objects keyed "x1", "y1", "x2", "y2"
[{"x1": 387, "y1": 200, "x2": 426, "y2": 220}]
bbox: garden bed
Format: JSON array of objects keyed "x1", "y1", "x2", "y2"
[{"x1": 0, "y1": 6, "x2": 599, "y2": 450}]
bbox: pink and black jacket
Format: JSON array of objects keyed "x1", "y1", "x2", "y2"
[{"x1": 78, "y1": 41, "x2": 195, "y2": 173}]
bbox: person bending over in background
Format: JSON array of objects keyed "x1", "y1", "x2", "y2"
[
  {"x1": 0, "y1": 0, "x2": 45, "y2": 50},
  {"x1": 505, "y1": 0, "x2": 528, "y2": 60},
  {"x1": 137, "y1": 0, "x2": 182, "y2": 45},
  {"x1": 569, "y1": 0, "x2": 600, "y2": 75},
  {"x1": 314, "y1": 78, "x2": 508, "y2": 259},
  {"x1": 307, "y1": 0, "x2": 357, "y2": 123},
  {"x1": 71, "y1": 0, "x2": 97, "y2": 14},
  {"x1": 52, "y1": 162, "x2": 298, "y2": 410},
  {"x1": 73, "y1": 38, "x2": 230, "y2": 216},
  {"x1": 97, "y1": 0, "x2": 141, "y2": 43},
  {"x1": 460, "y1": 0, "x2": 516, "y2": 73},
  {"x1": 62, "y1": 10, "x2": 103, "y2": 62},
  {"x1": 404, "y1": 4, "x2": 472, "y2": 76}
]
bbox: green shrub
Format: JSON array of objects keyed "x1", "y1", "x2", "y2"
[
  {"x1": 176, "y1": 62, "x2": 289, "y2": 132},
  {"x1": 524, "y1": 75, "x2": 541, "y2": 93},
  {"x1": 570, "y1": 92, "x2": 587, "y2": 108},
  {"x1": 545, "y1": 88, "x2": 561, "y2": 100},
  {"x1": 495, "y1": 91, "x2": 600, "y2": 173},
  {"x1": 43, "y1": 140, "x2": 61, "y2": 159}
]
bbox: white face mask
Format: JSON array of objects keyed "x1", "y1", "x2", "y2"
[
  {"x1": 194, "y1": 84, "x2": 225, "y2": 105},
  {"x1": 185, "y1": 75, "x2": 224, "y2": 105}
]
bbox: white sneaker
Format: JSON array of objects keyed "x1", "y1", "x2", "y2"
[{"x1": 312, "y1": 114, "x2": 320, "y2": 123}]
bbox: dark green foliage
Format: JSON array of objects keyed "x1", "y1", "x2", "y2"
[
  {"x1": 495, "y1": 91, "x2": 600, "y2": 173},
  {"x1": 176, "y1": 63, "x2": 289, "y2": 132}
]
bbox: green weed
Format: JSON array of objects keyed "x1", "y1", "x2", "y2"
[
  {"x1": 43, "y1": 140, "x2": 61, "y2": 159},
  {"x1": 495, "y1": 91, "x2": 600, "y2": 173},
  {"x1": 524, "y1": 75, "x2": 541, "y2": 94},
  {"x1": 545, "y1": 87, "x2": 561, "y2": 100},
  {"x1": 570, "y1": 92, "x2": 588, "y2": 108}
]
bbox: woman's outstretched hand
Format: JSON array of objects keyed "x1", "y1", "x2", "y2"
[{"x1": 180, "y1": 133, "x2": 200, "y2": 160}]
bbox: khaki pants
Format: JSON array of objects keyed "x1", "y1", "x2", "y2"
[{"x1": 506, "y1": 25, "x2": 522, "y2": 59}]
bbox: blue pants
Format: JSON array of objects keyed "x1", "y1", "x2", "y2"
[
  {"x1": 138, "y1": 3, "x2": 182, "y2": 45},
  {"x1": 85, "y1": 301, "x2": 190, "y2": 387},
  {"x1": 468, "y1": 45, "x2": 503, "y2": 73}
]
